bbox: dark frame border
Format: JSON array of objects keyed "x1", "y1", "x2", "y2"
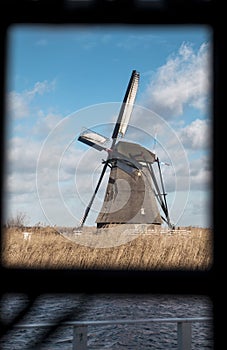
[{"x1": 0, "y1": 1, "x2": 224, "y2": 347}]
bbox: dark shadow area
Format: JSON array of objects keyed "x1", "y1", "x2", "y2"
[
  {"x1": 0, "y1": 1, "x2": 224, "y2": 350},
  {"x1": 0, "y1": 293, "x2": 213, "y2": 349}
]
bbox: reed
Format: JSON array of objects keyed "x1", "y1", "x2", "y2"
[{"x1": 2, "y1": 226, "x2": 212, "y2": 270}]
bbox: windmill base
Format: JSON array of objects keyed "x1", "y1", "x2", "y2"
[{"x1": 96, "y1": 222, "x2": 161, "y2": 230}]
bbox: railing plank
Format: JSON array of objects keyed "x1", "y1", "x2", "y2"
[
  {"x1": 72, "y1": 325, "x2": 88, "y2": 350},
  {"x1": 14, "y1": 316, "x2": 211, "y2": 328},
  {"x1": 177, "y1": 321, "x2": 192, "y2": 350}
]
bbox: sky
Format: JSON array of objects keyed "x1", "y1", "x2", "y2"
[{"x1": 4, "y1": 24, "x2": 212, "y2": 228}]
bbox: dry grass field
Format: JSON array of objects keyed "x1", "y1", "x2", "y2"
[{"x1": 1, "y1": 226, "x2": 212, "y2": 270}]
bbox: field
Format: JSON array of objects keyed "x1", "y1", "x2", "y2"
[{"x1": 2, "y1": 226, "x2": 212, "y2": 270}]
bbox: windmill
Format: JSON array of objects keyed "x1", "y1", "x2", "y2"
[{"x1": 78, "y1": 70, "x2": 173, "y2": 229}]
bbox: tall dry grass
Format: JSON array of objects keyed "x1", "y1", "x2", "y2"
[{"x1": 1, "y1": 226, "x2": 212, "y2": 270}]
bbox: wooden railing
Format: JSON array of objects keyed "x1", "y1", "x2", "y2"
[{"x1": 14, "y1": 316, "x2": 212, "y2": 350}]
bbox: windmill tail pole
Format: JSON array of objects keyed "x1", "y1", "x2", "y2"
[
  {"x1": 156, "y1": 157, "x2": 174, "y2": 230},
  {"x1": 147, "y1": 161, "x2": 174, "y2": 230},
  {"x1": 79, "y1": 161, "x2": 109, "y2": 227}
]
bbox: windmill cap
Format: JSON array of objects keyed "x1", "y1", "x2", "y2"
[{"x1": 115, "y1": 141, "x2": 156, "y2": 163}]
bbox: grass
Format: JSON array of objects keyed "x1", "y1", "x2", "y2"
[{"x1": 1, "y1": 226, "x2": 213, "y2": 270}]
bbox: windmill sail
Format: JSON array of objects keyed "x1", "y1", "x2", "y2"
[
  {"x1": 118, "y1": 72, "x2": 139, "y2": 137},
  {"x1": 78, "y1": 128, "x2": 109, "y2": 151},
  {"x1": 112, "y1": 70, "x2": 139, "y2": 140}
]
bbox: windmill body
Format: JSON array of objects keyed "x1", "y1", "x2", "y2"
[
  {"x1": 96, "y1": 141, "x2": 162, "y2": 228},
  {"x1": 78, "y1": 70, "x2": 172, "y2": 229}
]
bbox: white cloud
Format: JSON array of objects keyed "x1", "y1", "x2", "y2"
[
  {"x1": 177, "y1": 190, "x2": 212, "y2": 227},
  {"x1": 179, "y1": 118, "x2": 211, "y2": 150},
  {"x1": 27, "y1": 80, "x2": 55, "y2": 97},
  {"x1": 189, "y1": 155, "x2": 212, "y2": 190},
  {"x1": 7, "y1": 79, "x2": 56, "y2": 119},
  {"x1": 141, "y1": 42, "x2": 211, "y2": 119},
  {"x1": 7, "y1": 91, "x2": 30, "y2": 119},
  {"x1": 6, "y1": 137, "x2": 41, "y2": 174},
  {"x1": 6, "y1": 172, "x2": 36, "y2": 195},
  {"x1": 32, "y1": 112, "x2": 62, "y2": 137}
]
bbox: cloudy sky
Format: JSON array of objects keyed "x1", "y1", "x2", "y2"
[{"x1": 4, "y1": 24, "x2": 212, "y2": 228}]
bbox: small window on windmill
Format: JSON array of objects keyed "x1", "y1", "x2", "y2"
[
  {"x1": 141, "y1": 207, "x2": 145, "y2": 215},
  {"x1": 78, "y1": 128, "x2": 109, "y2": 151}
]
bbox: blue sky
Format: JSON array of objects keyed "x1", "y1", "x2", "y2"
[{"x1": 4, "y1": 24, "x2": 212, "y2": 228}]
